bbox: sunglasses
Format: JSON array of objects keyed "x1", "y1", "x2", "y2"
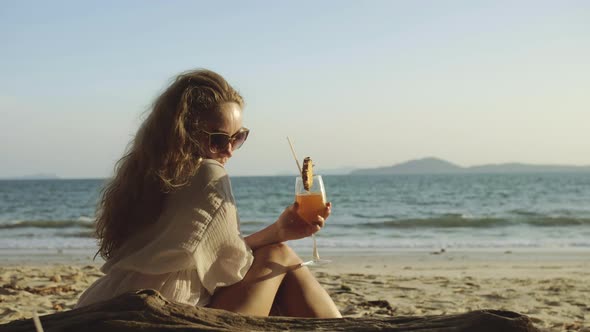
[{"x1": 200, "y1": 127, "x2": 250, "y2": 153}]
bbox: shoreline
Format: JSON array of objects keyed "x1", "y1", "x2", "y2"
[{"x1": 1, "y1": 246, "x2": 590, "y2": 266}]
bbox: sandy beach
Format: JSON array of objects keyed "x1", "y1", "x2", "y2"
[{"x1": 1, "y1": 249, "x2": 588, "y2": 331}]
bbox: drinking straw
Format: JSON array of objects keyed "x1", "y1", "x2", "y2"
[
  {"x1": 286, "y1": 137, "x2": 303, "y2": 175},
  {"x1": 33, "y1": 312, "x2": 45, "y2": 332}
]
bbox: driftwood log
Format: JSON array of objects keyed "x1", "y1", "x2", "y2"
[{"x1": 0, "y1": 289, "x2": 540, "y2": 332}]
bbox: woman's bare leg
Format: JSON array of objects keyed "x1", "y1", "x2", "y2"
[
  {"x1": 208, "y1": 243, "x2": 340, "y2": 318},
  {"x1": 207, "y1": 243, "x2": 302, "y2": 316},
  {"x1": 274, "y1": 265, "x2": 342, "y2": 318}
]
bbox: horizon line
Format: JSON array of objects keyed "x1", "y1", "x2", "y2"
[{"x1": 3, "y1": 157, "x2": 590, "y2": 179}]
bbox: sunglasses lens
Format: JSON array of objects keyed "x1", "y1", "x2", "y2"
[
  {"x1": 209, "y1": 134, "x2": 230, "y2": 153},
  {"x1": 205, "y1": 129, "x2": 249, "y2": 153},
  {"x1": 232, "y1": 130, "x2": 249, "y2": 150}
]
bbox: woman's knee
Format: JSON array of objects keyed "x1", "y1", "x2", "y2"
[{"x1": 253, "y1": 243, "x2": 302, "y2": 266}]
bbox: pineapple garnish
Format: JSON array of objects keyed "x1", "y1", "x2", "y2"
[{"x1": 302, "y1": 157, "x2": 313, "y2": 191}]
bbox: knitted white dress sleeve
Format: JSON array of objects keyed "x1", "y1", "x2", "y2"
[{"x1": 75, "y1": 159, "x2": 254, "y2": 308}]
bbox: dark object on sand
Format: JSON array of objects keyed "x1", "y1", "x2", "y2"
[{"x1": 0, "y1": 289, "x2": 540, "y2": 332}]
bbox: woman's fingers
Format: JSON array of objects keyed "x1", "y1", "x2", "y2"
[
  {"x1": 281, "y1": 201, "x2": 331, "y2": 237},
  {"x1": 311, "y1": 215, "x2": 325, "y2": 228},
  {"x1": 323, "y1": 202, "x2": 332, "y2": 218},
  {"x1": 289, "y1": 202, "x2": 299, "y2": 215},
  {"x1": 303, "y1": 222, "x2": 320, "y2": 236},
  {"x1": 308, "y1": 223, "x2": 321, "y2": 236},
  {"x1": 284, "y1": 203, "x2": 302, "y2": 224},
  {"x1": 313, "y1": 201, "x2": 332, "y2": 229}
]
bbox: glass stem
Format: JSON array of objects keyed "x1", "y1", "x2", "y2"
[{"x1": 312, "y1": 234, "x2": 320, "y2": 261}]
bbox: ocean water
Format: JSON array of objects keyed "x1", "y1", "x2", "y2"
[{"x1": 1, "y1": 174, "x2": 590, "y2": 251}]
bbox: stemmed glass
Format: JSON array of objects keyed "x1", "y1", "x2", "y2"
[{"x1": 295, "y1": 175, "x2": 331, "y2": 266}]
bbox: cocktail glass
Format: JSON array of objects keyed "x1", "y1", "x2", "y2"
[{"x1": 295, "y1": 175, "x2": 331, "y2": 266}]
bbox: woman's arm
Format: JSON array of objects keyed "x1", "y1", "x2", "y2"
[
  {"x1": 243, "y1": 222, "x2": 282, "y2": 251},
  {"x1": 244, "y1": 203, "x2": 331, "y2": 251}
]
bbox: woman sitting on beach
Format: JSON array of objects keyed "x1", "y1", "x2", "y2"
[{"x1": 75, "y1": 69, "x2": 341, "y2": 318}]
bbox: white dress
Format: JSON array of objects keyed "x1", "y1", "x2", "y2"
[{"x1": 75, "y1": 159, "x2": 254, "y2": 308}]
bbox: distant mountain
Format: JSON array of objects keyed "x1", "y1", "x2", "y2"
[
  {"x1": 352, "y1": 157, "x2": 463, "y2": 175},
  {"x1": 318, "y1": 167, "x2": 357, "y2": 175},
  {"x1": 351, "y1": 157, "x2": 590, "y2": 175},
  {"x1": 350, "y1": 157, "x2": 465, "y2": 175}
]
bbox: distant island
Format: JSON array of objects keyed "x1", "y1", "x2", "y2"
[{"x1": 351, "y1": 157, "x2": 590, "y2": 175}]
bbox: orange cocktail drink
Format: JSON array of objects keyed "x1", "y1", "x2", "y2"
[{"x1": 296, "y1": 192, "x2": 326, "y2": 223}]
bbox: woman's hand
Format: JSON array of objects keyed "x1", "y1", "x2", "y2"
[
  {"x1": 244, "y1": 202, "x2": 332, "y2": 251},
  {"x1": 275, "y1": 202, "x2": 332, "y2": 242}
]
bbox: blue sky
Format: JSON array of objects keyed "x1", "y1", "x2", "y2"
[{"x1": 1, "y1": 1, "x2": 589, "y2": 177}]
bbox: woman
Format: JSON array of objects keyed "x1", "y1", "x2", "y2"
[{"x1": 76, "y1": 69, "x2": 342, "y2": 318}]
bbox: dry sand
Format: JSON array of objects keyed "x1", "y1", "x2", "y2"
[{"x1": 0, "y1": 249, "x2": 588, "y2": 331}]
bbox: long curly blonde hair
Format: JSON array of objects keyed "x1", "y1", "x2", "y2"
[{"x1": 95, "y1": 69, "x2": 244, "y2": 260}]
